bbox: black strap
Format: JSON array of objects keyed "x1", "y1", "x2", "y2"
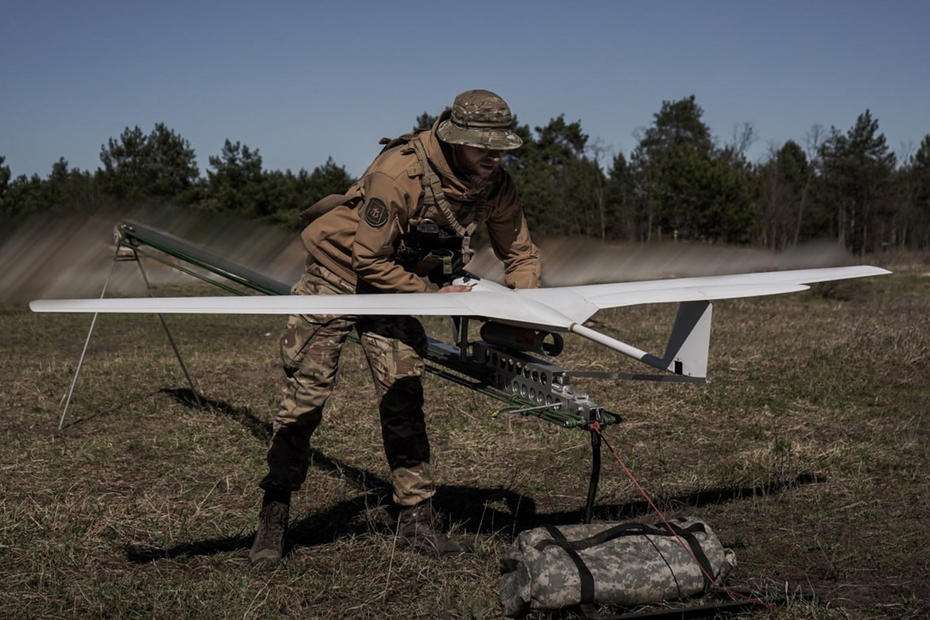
[
  {"x1": 558, "y1": 521, "x2": 655, "y2": 550},
  {"x1": 666, "y1": 522, "x2": 716, "y2": 589},
  {"x1": 535, "y1": 520, "x2": 718, "y2": 606},
  {"x1": 541, "y1": 525, "x2": 597, "y2": 605},
  {"x1": 537, "y1": 520, "x2": 706, "y2": 552}
]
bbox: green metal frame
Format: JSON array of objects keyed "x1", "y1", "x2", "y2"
[{"x1": 115, "y1": 220, "x2": 619, "y2": 429}]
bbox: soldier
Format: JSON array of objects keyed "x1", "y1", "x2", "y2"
[{"x1": 249, "y1": 89, "x2": 541, "y2": 564}]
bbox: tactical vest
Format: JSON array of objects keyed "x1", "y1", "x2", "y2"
[{"x1": 300, "y1": 133, "x2": 486, "y2": 283}]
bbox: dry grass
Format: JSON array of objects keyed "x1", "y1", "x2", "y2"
[{"x1": 1, "y1": 261, "x2": 929, "y2": 619}]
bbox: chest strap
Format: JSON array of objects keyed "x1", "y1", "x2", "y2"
[{"x1": 407, "y1": 136, "x2": 485, "y2": 265}]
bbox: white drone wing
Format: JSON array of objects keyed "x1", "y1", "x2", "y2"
[
  {"x1": 30, "y1": 265, "x2": 889, "y2": 330},
  {"x1": 519, "y1": 265, "x2": 890, "y2": 325},
  {"x1": 29, "y1": 265, "x2": 889, "y2": 377}
]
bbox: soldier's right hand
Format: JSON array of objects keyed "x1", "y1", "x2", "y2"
[{"x1": 437, "y1": 284, "x2": 473, "y2": 293}]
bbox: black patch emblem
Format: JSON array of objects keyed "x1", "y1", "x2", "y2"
[{"x1": 363, "y1": 198, "x2": 389, "y2": 228}]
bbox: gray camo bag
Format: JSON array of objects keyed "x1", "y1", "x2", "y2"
[{"x1": 499, "y1": 516, "x2": 737, "y2": 617}]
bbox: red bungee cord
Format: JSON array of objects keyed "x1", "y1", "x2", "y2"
[{"x1": 591, "y1": 424, "x2": 814, "y2": 619}]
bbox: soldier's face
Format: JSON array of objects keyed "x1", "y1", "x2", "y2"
[{"x1": 453, "y1": 144, "x2": 502, "y2": 182}]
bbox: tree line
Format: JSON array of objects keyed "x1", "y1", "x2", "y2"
[{"x1": 3, "y1": 96, "x2": 929, "y2": 254}]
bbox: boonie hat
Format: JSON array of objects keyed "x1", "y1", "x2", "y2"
[{"x1": 437, "y1": 89, "x2": 523, "y2": 150}]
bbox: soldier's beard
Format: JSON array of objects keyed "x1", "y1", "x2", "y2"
[{"x1": 448, "y1": 144, "x2": 499, "y2": 188}]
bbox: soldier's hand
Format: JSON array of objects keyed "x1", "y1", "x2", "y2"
[{"x1": 437, "y1": 284, "x2": 473, "y2": 293}]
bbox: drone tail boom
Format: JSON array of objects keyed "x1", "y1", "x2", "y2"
[{"x1": 569, "y1": 300, "x2": 713, "y2": 379}]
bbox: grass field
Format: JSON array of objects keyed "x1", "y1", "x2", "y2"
[{"x1": 1, "y1": 253, "x2": 928, "y2": 619}]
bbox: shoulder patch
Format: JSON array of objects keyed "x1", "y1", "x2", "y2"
[{"x1": 363, "y1": 198, "x2": 389, "y2": 228}]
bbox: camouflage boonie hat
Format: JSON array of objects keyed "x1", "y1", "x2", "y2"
[{"x1": 437, "y1": 89, "x2": 523, "y2": 151}]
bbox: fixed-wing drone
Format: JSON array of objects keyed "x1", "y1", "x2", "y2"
[
  {"x1": 27, "y1": 221, "x2": 890, "y2": 521},
  {"x1": 30, "y1": 263, "x2": 889, "y2": 380}
]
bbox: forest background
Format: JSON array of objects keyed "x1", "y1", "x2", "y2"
[{"x1": 3, "y1": 94, "x2": 929, "y2": 257}]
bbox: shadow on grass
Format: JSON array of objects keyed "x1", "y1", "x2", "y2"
[
  {"x1": 160, "y1": 387, "x2": 272, "y2": 442},
  {"x1": 594, "y1": 472, "x2": 825, "y2": 523},
  {"x1": 58, "y1": 389, "x2": 165, "y2": 431},
  {"x1": 56, "y1": 387, "x2": 252, "y2": 434},
  {"x1": 126, "y1": 465, "x2": 823, "y2": 566},
  {"x1": 433, "y1": 473, "x2": 825, "y2": 535},
  {"x1": 128, "y1": 387, "x2": 826, "y2": 564}
]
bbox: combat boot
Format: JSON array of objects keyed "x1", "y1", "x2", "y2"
[
  {"x1": 395, "y1": 501, "x2": 465, "y2": 557},
  {"x1": 249, "y1": 489, "x2": 291, "y2": 566}
]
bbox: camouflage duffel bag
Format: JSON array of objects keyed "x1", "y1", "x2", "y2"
[{"x1": 499, "y1": 516, "x2": 736, "y2": 617}]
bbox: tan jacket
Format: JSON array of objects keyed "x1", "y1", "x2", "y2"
[{"x1": 302, "y1": 114, "x2": 541, "y2": 293}]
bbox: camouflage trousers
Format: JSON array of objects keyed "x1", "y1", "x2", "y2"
[{"x1": 260, "y1": 261, "x2": 434, "y2": 507}]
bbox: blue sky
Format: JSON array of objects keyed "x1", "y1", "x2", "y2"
[{"x1": 2, "y1": 1, "x2": 928, "y2": 181}]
